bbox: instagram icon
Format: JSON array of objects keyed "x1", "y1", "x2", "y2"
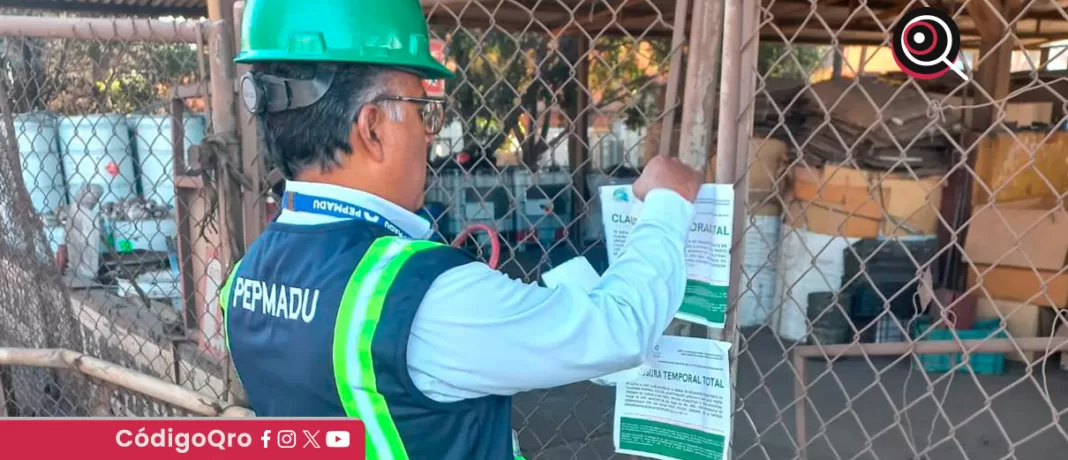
[{"x1": 277, "y1": 430, "x2": 297, "y2": 449}]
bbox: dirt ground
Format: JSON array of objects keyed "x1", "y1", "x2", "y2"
[
  {"x1": 504, "y1": 246, "x2": 1068, "y2": 460},
  {"x1": 512, "y1": 327, "x2": 1068, "y2": 460}
]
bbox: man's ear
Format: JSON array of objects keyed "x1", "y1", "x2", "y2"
[{"x1": 353, "y1": 105, "x2": 385, "y2": 163}]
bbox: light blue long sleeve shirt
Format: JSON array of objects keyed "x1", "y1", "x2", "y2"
[{"x1": 276, "y1": 180, "x2": 694, "y2": 403}]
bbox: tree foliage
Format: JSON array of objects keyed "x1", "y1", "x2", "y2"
[
  {"x1": 757, "y1": 43, "x2": 826, "y2": 80},
  {"x1": 439, "y1": 29, "x2": 672, "y2": 170},
  {"x1": 2, "y1": 36, "x2": 201, "y2": 115}
]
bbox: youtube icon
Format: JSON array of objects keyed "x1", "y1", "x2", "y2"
[{"x1": 326, "y1": 431, "x2": 350, "y2": 448}]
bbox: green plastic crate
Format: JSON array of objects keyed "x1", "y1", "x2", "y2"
[{"x1": 910, "y1": 317, "x2": 1007, "y2": 375}]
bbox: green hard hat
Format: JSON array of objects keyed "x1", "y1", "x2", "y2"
[{"x1": 234, "y1": 0, "x2": 454, "y2": 80}]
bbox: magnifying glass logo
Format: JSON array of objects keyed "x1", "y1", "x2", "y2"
[{"x1": 891, "y1": 8, "x2": 968, "y2": 81}]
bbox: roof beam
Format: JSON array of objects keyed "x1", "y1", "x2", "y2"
[{"x1": 0, "y1": 0, "x2": 206, "y2": 17}]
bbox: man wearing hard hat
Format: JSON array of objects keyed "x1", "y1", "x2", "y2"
[{"x1": 220, "y1": 0, "x2": 702, "y2": 458}]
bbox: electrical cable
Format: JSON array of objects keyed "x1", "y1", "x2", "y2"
[{"x1": 451, "y1": 223, "x2": 501, "y2": 270}]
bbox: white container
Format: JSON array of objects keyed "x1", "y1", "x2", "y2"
[
  {"x1": 40, "y1": 213, "x2": 65, "y2": 255},
  {"x1": 423, "y1": 169, "x2": 516, "y2": 244},
  {"x1": 513, "y1": 168, "x2": 573, "y2": 248},
  {"x1": 46, "y1": 224, "x2": 65, "y2": 255},
  {"x1": 772, "y1": 225, "x2": 860, "y2": 342},
  {"x1": 15, "y1": 112, "x2": 66, "y2": 215},
  {"x1": 58, "y1": 114, "x2": 138, "y2": 205},
  {"x1": 110, "y1": 217, "x2": 178, "y2": 253},
  {"x1": 130, "y1": 113, "x2": 207, "y2": 207},
  {"x1": 739, "y1": 215, "x2": 783, "y2": 328}
]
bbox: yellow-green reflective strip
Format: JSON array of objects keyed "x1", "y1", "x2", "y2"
[
  {"x1": 220, "y1": 261, "x2": 243, "y2": 351},
  {"x1": 334, "y1": 237, "x2": 441, "y2": 460},
  {"x1": 219, "y1": 259, "x2": 245, "y2": 393},
  {"x1": 219, "y1": 259, "x2": 242, "y2": 316}
]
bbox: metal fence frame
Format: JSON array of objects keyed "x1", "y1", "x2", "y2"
[{"x1": 0, "y1": 13, "x2": 247, "y2": 416}]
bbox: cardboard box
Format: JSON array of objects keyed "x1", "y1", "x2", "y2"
[
  {"x1": 1004, "y1": 102, "x2": 1053, "y2": 128},
  {"x1": 707, "y1": 137, "x2": 789, "y2": 194},
  {"x1": 963, "y1": 201, "x2": 1068, "y2": 270},
  {"x1": 976, "y1": 298, "x2": 1055, "y2": 363},
  {"x1": 748, "y1": 189, "x2": 783, "y2": 217},
  {"x1": 967, "y1": 264, "x2": 1068, "y2": 308},
  {"x1": 785, "y1": 199, "x2": 881, "y2": 238},
  {"x1": 972, "y1": 131, "x2": 1068, "y2": 206},
  {"x1": 789, "y1": 164, "x2": 943, "y2": 237}
]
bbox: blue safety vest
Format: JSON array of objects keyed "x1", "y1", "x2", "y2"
[{"x1": 220, "y1": 211, "x2": 516, "y2": 459}]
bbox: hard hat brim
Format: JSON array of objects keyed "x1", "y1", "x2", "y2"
[{"x1": 233, "y1": 51, "x2": 456, "y2": 80}]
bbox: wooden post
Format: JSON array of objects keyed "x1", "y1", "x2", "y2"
[
  {"x1": 943, "y1": 0, "x2": 1014, "y2": 290},
  {"x1": 206, "y1": 0, "x2": 249, "y2": 406}
]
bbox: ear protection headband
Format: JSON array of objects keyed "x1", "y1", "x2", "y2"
[{"x1": 240, "y1": 70, "x2": 336, "y2": 114}]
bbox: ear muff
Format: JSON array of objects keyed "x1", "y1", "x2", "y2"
[
  {"x1": 240, "y1": 73, "x2": 267, "y2": 114},
  {"x1": 239, "y1": 70, "x2": 336, "y2": 115}
]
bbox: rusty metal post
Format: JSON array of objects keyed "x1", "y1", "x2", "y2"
[
  {"x1": 169, "y1": 97, "x2": 199, "y2": 333},
  {"x1": 793, "y1": 349, "x2": 808, "y2": 460},
  {"x1": 233, "y1": 0, "x2": 268, "y2": 247},
  {"x1": 206, "y1": 20, "x2": 243, "y2": 261},
  {"x1": 671, "y1": 0, "x2": 725, "y2": 340},
  {"x1": 205, "y1": 19, "x2": 247, "y2": 406},
  {"x1": 0, "y1": 15, "x2": 203, "y2": 42},
  {"x1": 207, "y1": 0, "x2": 237, "y2": 48},
  {"x1": 794, "y1": 336, "x2": 1068, "y2": 360},
  {"x1": 676, "y1": 0, "x2": 724, "y2": 172},
  {"x1": 714, "y1": 0, "x2": 760, "y2": 459},
  {"x1": 568, "y1": 35, "x2": 591, "y2": 248},
  {"x1": 656, "y1": 0, "x2": 691, "y2": 159}
]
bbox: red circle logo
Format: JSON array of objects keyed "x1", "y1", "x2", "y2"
[{"x1": 105, "y1": 161, "x2": 120, "y2": 177}]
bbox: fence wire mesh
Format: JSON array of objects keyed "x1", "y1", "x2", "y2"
[
  {"x1": 233, "y1": 2, "x2": 683, "y2": 457},
  {"x1": 4, "y1": 1, "x2": 1068, "y2": 460},
  {"x1": 0, "y1": 10, "x2": 238, "y2": 418},
  {"x1": 733, "y1": 1, "x2": 1068, "y2": 459}
]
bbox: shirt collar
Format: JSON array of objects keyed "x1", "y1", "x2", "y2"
[{"x1": 276, "y1": 180, "x2": 432, "y2": 239}]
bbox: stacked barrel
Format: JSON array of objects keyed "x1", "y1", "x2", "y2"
[{"x1": 13, "y1": 111, "x2": 205, "y2": 260}]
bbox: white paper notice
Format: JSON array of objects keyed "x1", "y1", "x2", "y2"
[
  {"x1": 600, "y1": 184, "x2": 735, "y2": 328},
  {"x1": 613, "y1": 335, "x2": 733, "y2": 460}
]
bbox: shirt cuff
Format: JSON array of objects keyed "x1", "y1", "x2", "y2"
[{"x1": 637, "y1": 188, "x2": 696, "y2": 236}]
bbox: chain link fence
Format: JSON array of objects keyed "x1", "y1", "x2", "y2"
[
  {"x1": 0, "y1": 10, "x2": 244, "y2": 418},
  {"x1": 729, "y1": 1, "x2": 1068, "y2": 459},
  {"x1": 4, "y1": 1, "x2": 1068, "y2": 460},
  {"x1": 231, "y1": 1, "x2": 687, "y2": 456}
]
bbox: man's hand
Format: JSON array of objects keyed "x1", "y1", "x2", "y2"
[{"x1": 632, "y1": 156, "x2": 702, "y2": 202}]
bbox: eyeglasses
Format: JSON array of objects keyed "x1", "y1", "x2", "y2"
[{"x1": 373, "y1": 95, "x2": 446, "y2": 135}]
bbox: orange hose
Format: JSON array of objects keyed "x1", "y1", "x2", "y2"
[{"x1": 451, "y1": 223, "x2": 501, "y2": 270}]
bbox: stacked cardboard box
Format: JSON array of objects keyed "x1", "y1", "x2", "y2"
[
  {"x1": 798, "y1": 78, "x2": 958, "y2": 171},
  {"x1": 963, "y1": 200, "x2": 1063, "y2": 363},
  {"x1": 785, "y1": 164, "x2": 945, "y2": 238}
]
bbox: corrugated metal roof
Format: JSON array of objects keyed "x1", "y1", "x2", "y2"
[{"x1": 0, "y1": 0, "x2": 207, "y2": 17}]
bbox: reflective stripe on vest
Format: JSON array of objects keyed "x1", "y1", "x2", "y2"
[
  {"x1": 219, "y1": 259, "x2": 244, "y2": 371},
  {"x1": 334, "y1": 236, "x2": 441, "y2": 460}
]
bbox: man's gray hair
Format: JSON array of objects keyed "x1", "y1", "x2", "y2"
[{"x1": 253, "y1": 62, "x2": 406, "y2": 179}]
